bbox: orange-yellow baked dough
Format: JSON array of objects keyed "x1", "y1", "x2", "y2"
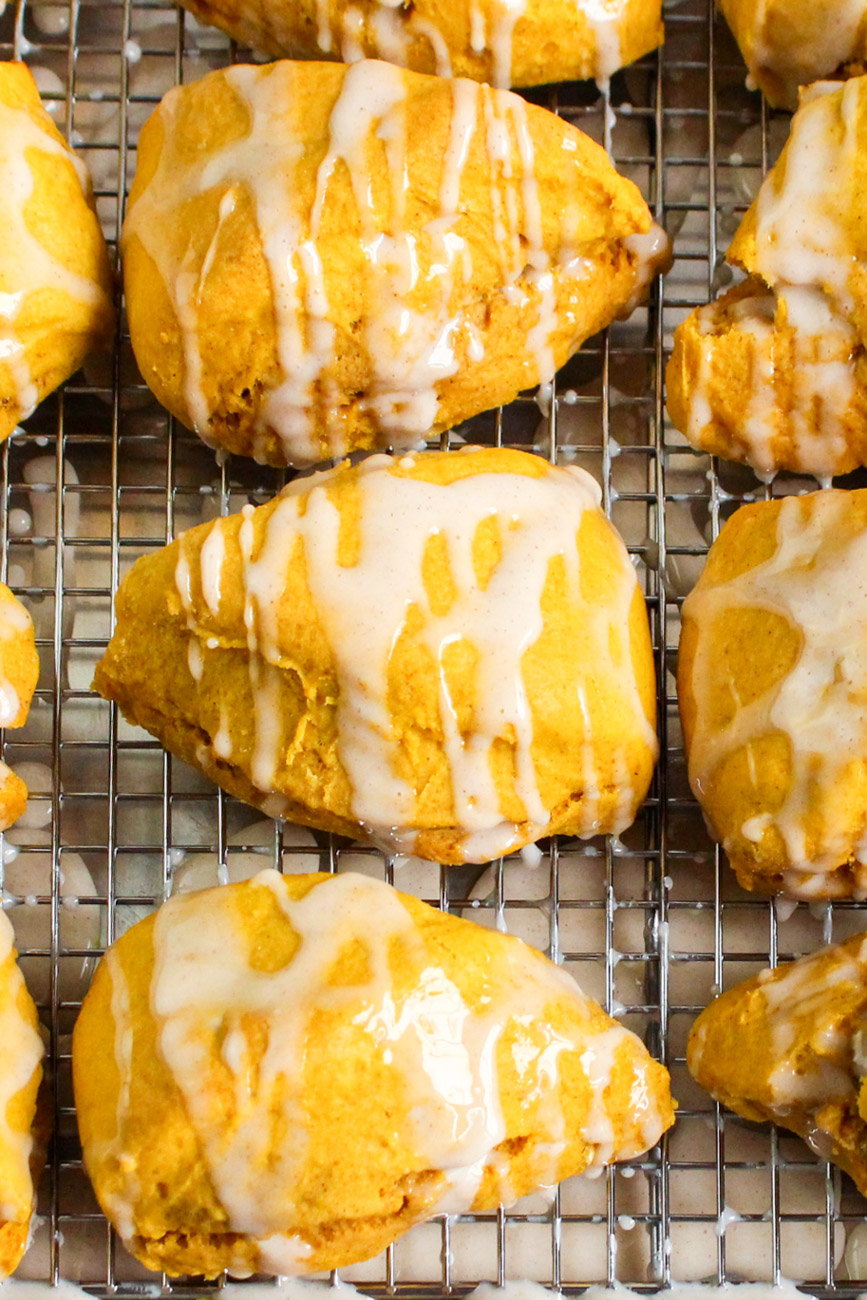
[
  {"x1": 177, "y1": 0, "x2": 663, "y2": 89},
  {"x1": 93, "y1": 448, "x2": 658, "y2": 865},
  {"x1": 122, "y1": 58, "x2": 669, "y2": 468},
  {"x1": 678, "y1": 489, "x2": 867, "y2": 900},
  {"x1": 689, "y1": 933, "x2": 867, "y2": 1193},
  {"x1": 719, "y1": 0, "x2": 867, "y2": 108},
  {"x1": 667, "y1": 78, "x2": 867, "y2": 480},
  {"x1": 0, "y1": 910, "x2": 45, "y2": 1278},
  {"x1": 0, "y1": 583, "x2": 39, "y2": 834},
  {"x1": 73, "y1": 870, "x2": 675, "y2": 1277},
  {"x1": 0, "y1": 62, "x2": 114, "y2": 442}
]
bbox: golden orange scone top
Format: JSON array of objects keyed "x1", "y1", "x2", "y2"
[
  {"x1": 0, "y1": 62, "x2": 114, "y2": 442},
  {"x1": 73, "y1": 870, "x2": 674, "y2": 1277},
  {"x1": 121, "y1": 58, "x2": 667, "y2": 468},
  {"x1": 678, "y1": 488, "x2": 867, "y2": 900},
  {"x1": 0, "y1": 910, "x2": 45, "y2": 1278},
  {"x1": 688, "y1": 933, "x2": 867, "y2": 1193},
  {"x1": 175, "y1": 0, "x2": 662, "y2": 89},
  {"x1": 93, "y1": 447, "x2": 658, "y2": 865}
]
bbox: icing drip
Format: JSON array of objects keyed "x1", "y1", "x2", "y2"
[
  {"x1": 124, "y1": 60, "x2": 659, "y2": 465},
  {"x1": 753, "y1": 81, "x2": 860, "y2": 312},
  {"x1": 138, "y1": 870, "x2": 665, "y2": 1265},
  {"x1": 0, "y1": 910, "x2": 44, "y2": 1223},
  {"x1": 0, "y1": 92, "x2": 108, "y2": 424},
  {"x1": 684, "y1": 491, "x2": 867, "y2": 895},
  {"x1": 176, "y1": 454, "x2": 655, "y2": 862}
]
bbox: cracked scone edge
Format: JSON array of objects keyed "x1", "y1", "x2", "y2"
[
  {"x1": 688, "y1": 932, "x2": 867, "y2": 1194},
  {"x1": 666, "y1": 77, "x2": 867, "y2": 479},
  {"x1": 122, "y1": 58, "x2": 669, "y2": 468},
  {"x1": 93, "y1": 448, "x2": 658, "y2": 866},
  {"x1": 72, "y1": 869, "x2": 675, "y2": 1277}
]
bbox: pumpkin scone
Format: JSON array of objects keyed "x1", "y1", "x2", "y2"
[
  {"x1": 122, "y1": 58, "x2": 669, "y2": 468},
  {"x1": 0, "y1": 584, "x2": 39, "y2": 834},
  {"x1": 689, "y1": 934, "x2": 867, "y2": 1192},
  {"x1": 666, "y1": 77, "x2": 867, "y2": 481},
  {"x1": 718, "y1": 0, "x2": 867, "y2": 108},
  {"x1": 0, "y1": 910, "x2": 45, "y2": 1278},
  {"x1": 678, "y1": 488, "x2": 867, "y2": 901},
  {"x1": 72, "y1": 869, "x2": 674, "y2": 1277},
  {"x1": 93, "y1": 448, "x2": 658, "y2": 866},
  {"x1": 0, "y1": 62, "x2": 114, "y2": 442},
  {"x1": 176, "y1": 0, "x2": 663, "y2": 89}
]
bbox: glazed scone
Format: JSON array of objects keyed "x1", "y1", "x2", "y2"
[
  {"x1": 122, "y1": 59, "x2": 669, "y2": 468},
  {"x1": 93, "y1": 448, "x2": 658, "y2": 865},
  {"x1": 666, "y1": 78, "x2": 867, "y2": 481},
  {"x1": 719, "y1": 0, "x2": 867, "y2": 108},
  {"x1": 73, "y1": 869, "x2": 675, "y2": 1277},
  {"x1": 177, "y1": 0, "x2": 663, "y2": 89},
  {"x1": 0, "y1": 62, "x2": 114, "y2": 442},
  {"x1": 0, "y1": 910, "x2": 45, "y2": 1278},
  {"x1": 677, "y1": 488, "x2": 867, "y2": 900},
  {"x1": 0, "y1": 585, "x2": 39, "y2": 834},
  {"x1": 688, "y1": 933, "x2": 867, "y2": 1193}
]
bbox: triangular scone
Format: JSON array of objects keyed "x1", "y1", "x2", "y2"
[
  {"x1": 175, "y1": 0, "x2": 663, "y2": 89},
  {"x1": 122, "y1": 59, "x2": 669, "y2": 468},
  {"x1": 689, "y1": 934, "x2": 867, "y2": 1193},
  {"x1": 667, "y1": 77, "x2": 867, "y2": 480},
  {"x1": 0, "y1": 584, "x2": 39, "y2": 834},
  {"x1": 678, "y1": 489, "x2": 867, "y2": 901},
  {"x1": 718, "y1": 0, "x2": 867, "y2": 108},
  {"x1": 93, "y1": 448, "x2": 658, "y2": 865},
  {"x1": 73, "y1": 870, "x2": 675, "y2": 1278},
  {"x1": 0, "y1": 911, "x2": 45, "y2": 1278},
  {"x1": 0, "y1": 62, "x2": 114, "y2": 442}
]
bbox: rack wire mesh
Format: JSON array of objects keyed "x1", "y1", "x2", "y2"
[{"x1": 2, "y1": 0, "x2": 866, "y2": 1293}]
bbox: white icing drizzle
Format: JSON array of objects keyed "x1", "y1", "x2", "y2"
[
  {"x1": 177, "y1": 454, "x2": 655, "y2": 862},
  {"x1": 0, "y1": 909, "x2": 43, "y2": 1224},
  {"x1": 683, "y1": 492, "x2": 867, "y2": 896},
  {"x1": 0, "y1": 81, "x2": 108, "y2": 424},
  {"x1": 134, "y1": 870, "x2": 666, "y2": 1265},
  {"x1": 752, "y1": 937, "x2": 867, "y2": 1106},
  {"x1": 123, "y1": 60, "x2": 660, "y2": 466}
]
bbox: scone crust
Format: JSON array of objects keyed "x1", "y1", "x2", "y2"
[
  {"x1": 122, "y1": 59, "x2": 664, "y2": 467},
  {"x1": 93, "y1": 448, "x2": 658, "y2": 864},
  {"x1": 678, "y1": 489, "x2": 867, "y2": 899},
  {"x1": 73, "y1": 871, "x2": 674, "y2": 1277},
  {"x1": 177, "y1": 0, "x2": 663, "y2": 87},
  {"x1": 688, "y1": 933, "x2": 867, "y2": 1193},
  {"x1": 0, "y1": 919, "x2": 45, "y2": 1278},
  {"x1": 0, "y1": 62, "x2": 114, "y2": 442}
]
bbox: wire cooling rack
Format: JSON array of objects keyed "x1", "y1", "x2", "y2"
[{"x1": 3, "y1": 0, "x2": 867, "y2": 1294}]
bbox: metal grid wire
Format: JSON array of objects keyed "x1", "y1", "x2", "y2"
[{"x1": 2, "y1": 0, "x2": 866, "y2": 1293}]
